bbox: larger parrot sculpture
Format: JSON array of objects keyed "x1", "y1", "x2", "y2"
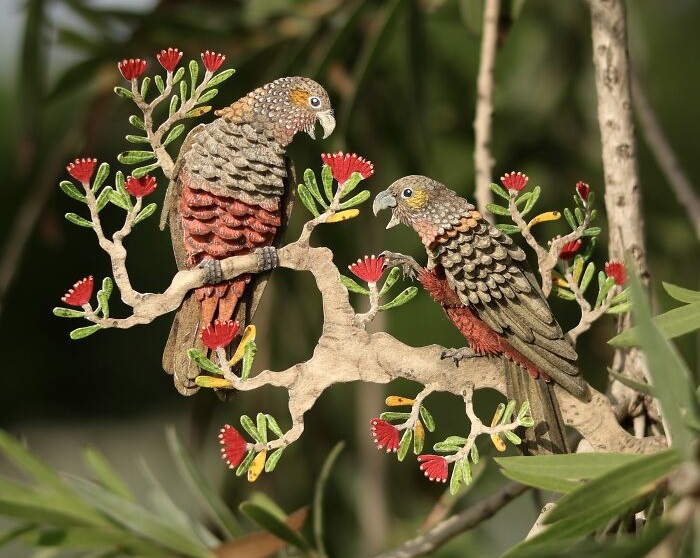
[
  {"x1": 161, "y1": 76, "x2": 335, "y2": 395},
  {"x1": 373, "y1": 176, "x2": 589, "y2": 454}
]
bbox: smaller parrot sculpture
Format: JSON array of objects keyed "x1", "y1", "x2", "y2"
[
  {"x1": 161, "y1": 76, "x2": 335, "y2": 395},
  {"x1": 373, "y1": 176, "x2": 589, "y2": 454}
]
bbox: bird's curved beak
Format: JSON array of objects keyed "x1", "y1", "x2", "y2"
[
  {"x1": 373, "y1": 190, "x2": 400, "y2": 229},
  {"x1": 308, "y1": 110, "x2": 336, "y2": 139}
]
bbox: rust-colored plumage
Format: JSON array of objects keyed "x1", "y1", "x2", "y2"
[
  {"x1": 373, "y1": 176, "x2": 589, "y2": 454},
  {"x1": 161, "y1": 76, "x2": 335, "y2": 395}
]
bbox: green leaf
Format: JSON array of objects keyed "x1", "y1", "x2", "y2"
[
  {"x1": 552, "y1": 286, "x2": 575, "y2": 301},
  {"x1": 96, "y1": 288, "x2": 110, "y2": 319},
  {"x1": 240, "y1": 415, "x2": 262, "y2": 443},
  {"x1": 185, "y1": 106, "x2": 211, "y2": 118},
  {"x1": 469, "y1": 444, "x2": 479, "y2": 464},
  {"x1": 241, "y1": 340, "x2": 256, "y2": 380},
  {"x1": 265, "y1": 415, "x2": 284, "y2": 438},
  {"x1": 379, "y1": 412, "x2": 411, "y2": 421},
  {"x1": 579, "y1": 262, "x2": 595, "y2": 294},
  {"x1": 236, "y1": 450, "x2": 255, "y2": 477},
  {"x1": 83, "y1": 447, "x2": 133, "y2": 501},
  {"x1": 609, "y1": 287, "x2": 630, "y2": 305},
  {"x1": 609, "y1": 301, "x2": 700, "y2": 347},
  {"x1": 397, "y1": 429, "x2": 412, "y2": 462},
  {"x1": 522, "y1": 185, "x2": 541, "y2": 216},
  {"x1": 164, "y1": 124, "x2": 186, "y2": 146},
  {"x1": 95, "y1": 186, "x2": 112, "y2": 212},
  {"x1": 197, "y1": 88, "x2": 218, "y2": 105},
  {"x1": 378, "y1": 267, "x2": 400, "y2": 298},
  {"x1": 169, "y1": 95, "x2": 179, "y2": 117},
  {"x1": 129, "y1": 114, "x2": 146, "y2": 130},
  {"x1": 582, "y1": 226, "x2": 601, "y2": 237},
  {"x1": 663, "y1": 282, "x2": 700, "y2": 304},
  {"x1": 339, "y1": 172, "x2": 363, "y2": 199},
  {"x1": 154, "y1": 74, "x2": 165, "y2": 94},
  {"x1": 297, "y1": 184, "x2": 320, "y2": 217},
  {"x1": 256, "y1": 413, "x2": 268, "y2": 445},
  {"x1": 118, "y1": 150, "x2": 156, "y2": 165},
  {"x1": 207, "y1": 68, "x2": 236, "y2": 88},
  {"x1": 606, "y1": 302, "x2": 631, "y2": 314},
  {"x1": 485, "y1": 203, "x2": 510, "y2": 216},
  {"x1": 133, "y1": 203, "x2": 157, "y2": 225},
  {"x1": 70, "y1": 325, "x2": 101, "y2": 339},
  {"x1": 496, "y1": 224, "x2": 521, "y2": 235},
  {"x1": 442, "y1": 435, "x2": 468, "y2": 446},
  {"x1": 107, "y1": 189, "x2": 130, "y2": 211},
  {"x1": 338, "y1": 189, "x2": 370, "y2": 210},
  {"x1": 240, "y1": 502, "x2": 311, "y2": 553},
  {"x1": 607, "y1": 367, "x2": 654, "y2": 396},
  {"x1": 303, "y1": 169, "x2": 328, "y2": 208},
  {"x1": 113, "y1": 86, "x2": 133, "y2": 99},
  {"x1": 132, "y1": 162, "x2": 161, "y2": 178},
  {"x1": 432, "y1": 442, "x2": 463, "y2": 453},
  {"x1": 501, "y1": 400, "x2": 516, "y2": 423},
  {"x1": 313, "y1": 441, "x2": 344, "y2": 558},
  {"x1": 574, "y1": 207, "x2": 584, "y2": 226},
  {"x1": 515, "y1": 192, "x2": 531, "y2": 207},
  {"x1": 489, "y1": 182, "x2": 509, "y2": 200},
  {"x1": 379, "y1": 286, "x2": 418, "y2": 310},
  {"x1": 460, "y1": 458, "x2": 472, "y2": 485},
  {"x1": 496, "y1": 453, "x2": 644, "y2": 494},
  {"x1": 125, "y1": 134, "x2": 150, "y2": 144},
  {"x1": 68, "y1": 478, "x2": 212, "y2": 558},
  {"x1": 59, "y1": 180, "x2": 86, "y2": 202},
  {"x1": 92, "y1": 162, "x2": 110, "y2": 193},
  {"x1": 65, "y1": 213, "x2": 93, "y2": 228},
  {"x1": 265, "y1": 448, "x2": 284, "y2": 472},
  {"x1": 419, "y1": 405, "x2": 436, "y2": 432},
  {"x1": 173, "y1": 67, "x2": 185, "y2": 84},
  {"x1": 492, "y1": 402, "x2": 506, "y2": 424},
  {"x1": 166, "y1": 428, "x2": 242, "y2": 538},
  {"x1": 189, "y1": 59, "x2": 199, "y2": 96},
  {"x1": 52, "y1": 307, "x2": 84, "y2": 318},
  {"x1": 413, "y1": 424, "x2": 425, "y2": 454},
  {"x1": 101, "y1": 276, "x2": 113, "y2": 299},
  {"x1": 186, "y1": 349, "x2": 223, "y2": 375},
  {"x1": 321, "y1": 164, "x2": 334, "y2": 201},
  {"x1": 563, "y1": 208, "x2": 576, "y2": 230},
  {"x1": 179, "y1": 80, "x2": 188, "y2": 104},
  {"x1": 140, "y1": 76, "x2": 151, "y2": 99},
  {"x1": 339, "y1": 274, "x2": 370, "y2": 295},
  {"x1": 449, "y1": 459, "x2": 463, "y2": 495},
  {"x1": 504, "y1": 431, "x2": 522, "y2": 445}
]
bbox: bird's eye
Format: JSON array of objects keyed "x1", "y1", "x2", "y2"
[
  {"x1": 308, "y1": 96, "x2": 322, "y2": 108},
  {"x1": 401, "y1": 188, "x2": 413, "y2": 199}
]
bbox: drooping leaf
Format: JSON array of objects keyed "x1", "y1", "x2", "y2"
[
  {"x1": 59, "y1": 180, "x2": 86, "y2": 202},
  {"x1": 303, "y1": 168, "x2": 328, "y2": 208},
  {"x1": 378, "y1": 286, "x2": 418, "y2": 310},
  {"x1": 65, "y1": 213, "x2": 93, "y2": 228},
  {"x1": 609, "y1": 301, "x2": 700, "y2": 347},
  {"x1": 339, "y1": 274, "x2": 370, "y2": 295},
  {"x1": 83, "y1": 447, "x2": 133, "y2": 501},
  {"x1": 662, "y1": 282, "x2": 700, "y2": 304},
  {"x1": 378, "y1": 266, "x2": 400, "y2": 297},
  {"x1": 69, "y1": 325, "x2": 101, "y2": 339}
]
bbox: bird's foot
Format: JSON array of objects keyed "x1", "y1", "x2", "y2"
[
  {"x1": 199, "y1": 259, "x2": 223, "y2": 284},
  {"x1": 255, "y1": 246, "x2": 279, "y2": 272},
  {"x1": 380, "y1": 251, "x2": 422, "y2": 281},
  {"x1": 440, "y1": 347, "x2": 476, "y2": 367}
]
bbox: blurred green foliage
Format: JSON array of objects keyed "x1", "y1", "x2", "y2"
[{"x1": 0, "y1": 1, "x2": 698, "y2": 556}]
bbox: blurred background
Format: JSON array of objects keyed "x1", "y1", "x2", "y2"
[{"x1": 0, "y1": 0, "x2": 698, "y2": 556}]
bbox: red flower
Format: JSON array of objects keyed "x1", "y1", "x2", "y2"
[
  {"x1": 201, "y1": 319, "x2": 240, "y2": 350},
  {"x1": 559, "y1": 239, "x2": 582, "y2": 260},
  {"x1": 201, "y1": 51, "x2": 225, "y2": 72},
  {"x1": 124, "y1": 175, "x2": 157, "y2": 198},
  {"x1": 576, "y1": 181, "x2": 590, "y2": 202},
  {"x1": 500, "y1": 171, "x2": 528, "y2": 192},
  {"x1": 157, "y1": 48, "x2": 183, "y2": 72},
  {"x1": 66, "y1": 158, "x2": 97, "y2": 184},
  {"x1": 118, "y1": 58, "x2": 147, "y2": 80},
  {"x1": 219, "y1": 424, "x2": 248, "y2": 469},
  {"x1": 417, "y1": 454, "x2": 448, "y2": 483},
  {"x1": 349, "y1": 255, "x2": 385, "y2": 283},
  {"x1": 61, "y1": 276, "x2": 94, "y2": 307},
  {"x1": 321, "y1": 152, "x2": 374, "y2": 185},
  {"x1": 605, "y1": 261, "x2": 627, "y2": 285},
  {"x1": 370, "y1": 418, "x2": 399, "y2": 453}
]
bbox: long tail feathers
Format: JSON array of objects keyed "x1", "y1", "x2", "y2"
[
  {"x1": 163, "y1": 293, "x2": 203, "y2": 396},
  {"x1": 504, "y1": 360, "x2": 568, "y2": 454}
]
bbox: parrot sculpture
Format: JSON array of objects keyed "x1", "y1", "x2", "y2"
[
  {"x1": 161, "y1": 76, "x2": 335, "y2": 395},
  {"x1": 373, "y1": 176, "x2": 589, "y2": 454}
]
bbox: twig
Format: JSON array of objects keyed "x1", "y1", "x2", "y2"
[
  {"x1": 526, "y1": 502, "x2": 556, "y2": 539},
  {"x1": 564, "y1": 264, "x2": 617, "y2": 344},
  {"x1": 473, "y1": 0, "x2": 500, "y2": 216},
  {"x1": 372, "y1": 481, "x2": 529, "y2": 558},
  {"x1": 631, "y1": 69, "x2": 700, "y2": 239}
]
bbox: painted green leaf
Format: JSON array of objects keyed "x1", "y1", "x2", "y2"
[
  {"x1": 297, "y1": 183, "x2": 319, "y2": 217},
  {"x1": 92, "y1": 162, "x2": 110, "y2": 193},
  {"x1": 52, "y1": 307, "x2": 85, "y2": 318},
  {"x1": 240, "y1": 415, "x2": 262, "y2": 443},
  {"x1": 339, "y1": 274, "x2": 370, "y2": 295},
  {"x1": 265, "y1": 448, "x2": 284, "y2": 472},
  {"x1": 303, "y1": 168, "x2": 328, "y2": 208},
  {"x1": 132, "y1": 162, "x2": 161, "y2": 178},
  {"x1": 164, "y1": 124, "x2": 186, "y2": 146},
  {"x1": 169, "y1": 94, "x2": 179, "y2": 117},
  {"x1": 338, "y1": 189, "x2": 370, "y2": 210},
  {"x1": 70, "y1": 324, "x2": 101, "y2": 339},
  {"x1": 197, "y1": 88, "x2": 218, "y2": 105},
  {"x1": 236, "y1": 450, "x2": 255, "y2": 477},
  {"x1": 133, "y1": 203, "x2": 157, "y2": 225},
  {"x1": 321, "y1": 164, "x2": 334, "y2": 201},
  {"x1": 486, "y1": 203, "x2": 510, "y2": 216},
  {"x1": 140, "y1": 76, "x2": 151, "y2": 99},
  {"x1": 113, "y1": 86, "x2": 133, "y2": 99},
  {"x1": 378, "y1": 266, "x2": 400, "y2": 297},
  {"x1": 129, "y1": 114, "x2": 146, "y2": 130},
  {"x1": 496, "y1": 224, "x2": 521, "y2": 234},
  {"x1": 188, "y1": 59, "x2": 199, "y2": 95},
  {"x1": 379, "y1": 411, "x2": 411, "y2": 421},
  {"x1": 419, "y1": 405, "x2": 436, "y2": 432},
  {"x1": 95, "y1": 186, "x2": 113, "y2": 212},
  {"x1": 65, "y1": 213, "x2": 93, "y2": 228},
  {"x1": 521, "y1": 185, "x2": 541, "y2": 216},
  {"x1": 154, "y1": 74, "x2": 165, "y2": 94},
  {"x1": 265, "y1": 415, "x2": 284, "y2": 438},
  {"x1": 118, "y1": 150, "x2": 156, "y2": 165},
  {"x1": 379, "y1": 286, "x2": 418, "y2": 310},
  {"x1": 241, "y1": 340, "x2": 257, "y2": 381},
  {"x1": 186, "y1": 348, "x2": 222, "y2": 375},
  {"x1": 397, "y1": 429, "x2": 412, "y2": 462},
  {"x1": 207, "y1": 68, "x2": 236, "y2": 88},
  {"x1": 125, "y1": 134, "x2": 150, "y2": 144},
  {"x1": 59, "y1": 180, "x2": 86, "y2": 202},
  {"x1": 489, "y1": 182, "x2": 509, "y2": 200}
]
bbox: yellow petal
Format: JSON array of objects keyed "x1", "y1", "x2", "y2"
[
  {"x1": 527, "y1": 211, "x2": 561, "y2": 229},
  {"x1": 552, "y1": 277, "x2": 569, "y2": 288},
  {"x1": 490, "y1": 434, "x2": 507, "y2": 452},
  {"x1": 385, "y1": 395, "x2": 415, "y2": 407},
  {"x1": 325, "y1": 209, "x2": 360, "y2": 223},
  {"x1": 229, "y1": 325, "x2": 257, "y2": 366},
  {"x1": 195, "y1": 376, "x2": 233, "y2": 389},
  {"x1": 248, "y1": 450, "x2": 267, "y2": 482}
]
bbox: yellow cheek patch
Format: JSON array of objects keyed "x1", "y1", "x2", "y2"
[
  {"x1": 405, "y1": 188, "x2": 428, "y2": 209},
  {"x1": 289, "y1": 89, "x2": 310, "y2": 107}
]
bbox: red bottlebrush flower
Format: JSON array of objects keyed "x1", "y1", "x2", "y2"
[
  {"x1": 559, "y1": 239, "x2": 582, "y2": 260},
  {"x1": 118, "y1": 58, "x2": 147, "y2": 80},
  {"x1": 349, "y1": 255, "x2": 385, "y2": 283},
  {"x1": 201, "y1": 51, "x2": 226, "y2": 72},
  {"x1": 500, "y1": 171, "x2": 528, "y2": 192},
  {"x1": 124, "y1": 175, "x2": 157, "y2": 198},
  {"x1": 605, "y1": 261, "x2": 627, "y2": 285},
  {"x1": 201, "y1": 319, "x2": 240, "y2": 350},
  {"x1": 321, "y1": 152, "x2": 375, "y2": 185},
  {"x1": 61, "y1": 276, "x2": 94, "y2": 306},
  {"x1": 575, "y1": 181, "x2": 590, "y2": 202},
  {"x1": 66, "y1": 158, "x2": 97, "y2": 184},
  {"x1": 417, "y1": 454, "x2": 448, "y2": 483},
  {"x1": 370, "y1": 418, "x2": 399, "y2": 453},
  {"x1": 219, "y1": 424, "x2": 248, "y2": 469},
  {"x1": 157, "y1": 48, "x2": 183, "y2": 72}
]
